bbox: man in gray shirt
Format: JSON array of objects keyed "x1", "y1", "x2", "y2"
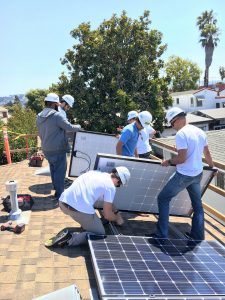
[{"x1": 36, "y1": 93, "x2": 80, "y2": 200}]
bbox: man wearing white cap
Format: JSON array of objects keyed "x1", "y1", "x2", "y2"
[
  {"x1": 116, "y1": 111, "x2": 153, "y2": 157},
  {"x1": 153, "y1": 107, "x2": 214, "y2": 240},
  {"x1": 58, "y1": 94, "x2": 75, "y2": 120},
  {"x1": 36, "y1": 93, "x2": 81, "y2": 200},
  {"x1": 45, "y1": 167, "x2": 130, "y2": 247}
]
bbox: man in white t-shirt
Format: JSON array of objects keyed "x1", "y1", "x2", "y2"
[
  {"x1": 45, "y1": 167, "x2": 130, "y2": 247},
  {"x1": 153, "y1": 107, "x2": 214, "y2": 241},
  {"x1": 137, "y1": 125, "x2": 156, "y2": 159}
]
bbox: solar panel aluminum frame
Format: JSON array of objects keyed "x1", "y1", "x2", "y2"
[
  {"x1": 93, "y1": 153, "x2": 215, "y2": 217},
  {"x1": 68, "y1": 131, "x2": 118, "y2": 177},
  {"x1": 88, "y1": 234, "x2": 225, "y2": 299}
]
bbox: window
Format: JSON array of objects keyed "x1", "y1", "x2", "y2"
[
  {"x1": 223, "y1": 102, "x2": 225, "y2": 108},
  {"x1": 176, "y1": 98, "x2": 179, "y2": 105},
  {"x1": 216, "y1": 103, "x2": 220, "y2": 108},
  {"x1": 190, "y1": 97, "x2": 194, "y2": 106},
  {"x1": 196, "y1": 99, "x2": 202, "y2": 107}
]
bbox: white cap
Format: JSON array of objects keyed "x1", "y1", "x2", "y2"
[
  {"x1": 62, "y1": 95, "x2": 74, "y2": 107},
  {"x1": 138, "y1": 111, "x2": 153, "y2": 128},
  {"x1": 166, "y1": 107, "x2": 185, "y2": 123},
  {"x1": 44, "y1": 93, "x2": 59, "y2": 103},
  {"x1": 116, "y1": 166, "x2": 130, "y2": 186},
  {"x1": 127, "y1": 110, "x2": 138, "y2": 121}
]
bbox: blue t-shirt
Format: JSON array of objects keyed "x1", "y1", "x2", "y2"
[{"x1": 119, "y1": 123, "x2": 139, "y2": 156}]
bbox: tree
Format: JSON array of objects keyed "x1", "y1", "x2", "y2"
[
  {"x1": 26, "y1": 89, "x2": 49, "y2": 114},
  {"x1": 219, "y1": 66, "x2": 225, "y2": 82},
  {"x1": 165, "y1": 56, "x2": 201, "y2": 92},
  {"x1": 56, "y1": 11, "x2": 172, "y2": 133},
  {"x1": 0, "y1": 105, "x2": 38, "y2": 163},
  {"x1": 196, "y1": 10, "x2": 220, "y2": 87}
]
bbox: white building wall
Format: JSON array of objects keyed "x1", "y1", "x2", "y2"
[{"x1": 171, "y1": 89, "x2": 219, "y2": 113}]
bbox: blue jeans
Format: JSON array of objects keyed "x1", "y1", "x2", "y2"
[
  {"x1": 44, "y1": 152, "x2": 67, "y2": 199},
  {"x1": 156, "y1": 171, "x2": 204, "y2": 240}
]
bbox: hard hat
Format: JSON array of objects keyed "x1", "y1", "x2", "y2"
[
  {"x1": 166, "y1": 107, "x2": 186, "y2": 124},
  {"x1": 127, "y1": 110, "x2": 138, "y2": 121},
  {"x1": 116, "y1": 166, "x2": 130, "y2": 186},
  {"x1": 62, "y1": 95, "x2": 75, "y2": 107},
  {"x1": 44, "y1": 93, "x2": 59, "y2": 103},
  {"x1": 138, "y1": 111, "x2": 153, "y2": 128}
]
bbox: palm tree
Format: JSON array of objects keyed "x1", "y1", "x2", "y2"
[{"x1": 196, "y1": 10, "x2": 220, "y2": 87}]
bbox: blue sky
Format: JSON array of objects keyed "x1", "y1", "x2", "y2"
[{"x1": 0, "y1": 0, "x2": 224, "y2": 96}]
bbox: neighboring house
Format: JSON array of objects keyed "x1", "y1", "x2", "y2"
[
  {"x1": 161, "y1": 113, "x2": 212, "y2": 137},
  {"x1": 170, "y1": 85, "x2": 225, "y2": 113},
  {"x1": 0, "y1": 106, "x2": 9, "y2": 124},
  {"x1": 196, "y1": 108, "x2": 225, "y2": 130}
]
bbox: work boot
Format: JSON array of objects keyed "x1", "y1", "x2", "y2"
[{"x1": 67, "y1": 232, "x2": 87, "y2": 246}]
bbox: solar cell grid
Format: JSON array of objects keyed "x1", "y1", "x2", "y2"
[
  {"x1": 69, "y1": 132, "x2": 118, "y2": 177},
  {"x1": 88, "y1": 235, "x2": 225, "y2": 299},
  {"x1": 94, "y1": 154, "x2": 215, "y2": 216}
]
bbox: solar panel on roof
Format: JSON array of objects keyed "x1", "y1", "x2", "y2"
[
  {"x1": 94, "y1": 154, "x2": 215, "y2": 216},
  {"x1": 69, "y1": 131, "x2": 117, "y2": 177},
  {"x1": 88, "y1": 235, "x2": 225, "y2": 299}
]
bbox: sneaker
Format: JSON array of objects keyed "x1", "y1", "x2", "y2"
[{"x1": 45, "y1": 229, "x2": 72, "y2": 247}]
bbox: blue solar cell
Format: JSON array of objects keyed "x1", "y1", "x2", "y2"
[
  {"x1": 122, "y1": 282, "x2": 143, "y2": 294},
  {"x1": 151, "y1": 270, "x2": 171, "y2": 281},
  {"x1": 113, "y1": 259, "x2": 131, "y2": 269},
  {"x1": 175, "y1": 282, "x2": 198, "y2": 294},
  {"x1": 117, "y1": 270, "x2": 136, "y2": 281},
  {"x1": 160, "y1": 261, "x2": 180, "y2": 271},
  {"x1": 125, "y1": 251, "x2": 142, "y2": 260},
  {"x1": 159, "y1": 281, "x2": 180, "y2": 294},
  {"x1": 107, "y1": 243, "x2": 123, "y2": 251},
  {"x1": 135, "y1": 270, "x2": 154, "y2": 281},
  {"x1": 110, "y1": 250, "x2": 126, "y2": 259},
  {"x1": 99, "y1": 270, "x2": 119, "y2": 281},
  {"x1": 183, "y1": 271, "x2": 205, "y2": 282},
  {"x1": 192, "y1": 282, "x2": 215, "y2": 294},
  {"x1": 140, "y1": 281, "x2": 161, "y2": 294},
  {"x1": 167, "y1": 271, "x2": 188, "y2": 282},
  {"x1": 96, "y1": 259, "x2": 114, "y2": 269},
  {"x1": 103, "y1": 282, "x2": 123, "y2": 294},
  {"x1": 129, "y1": 260, "x2": 147, "y2": 270}
]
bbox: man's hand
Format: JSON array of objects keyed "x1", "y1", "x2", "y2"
[
  {"x1": 161, "y1": 159, "x2": 170, "y2": 167},
  {"x1": 115, "y1": 212, "x2": 124, "y2": 226}
]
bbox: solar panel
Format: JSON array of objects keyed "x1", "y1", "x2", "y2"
[
  {"x1": 68, "y1": 131, "x2": 117, "y2": 177},
  {"x1": 88, "y1": 235, "x2": 225, "y2": 299},
  {"x1": 94, "y1": 154, "x2": 215, "y2": 217}
]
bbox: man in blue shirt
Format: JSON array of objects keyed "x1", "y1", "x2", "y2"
[{"x1": 116, "y1": 111, "x2": 153, "y2": 157}]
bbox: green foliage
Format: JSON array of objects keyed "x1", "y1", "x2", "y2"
[
  {"x1": 219, "y1": 66, "x2": 225, "y2": 81},
  {"x1": 165, "y1": 56, "x2": 202, "y2": 92},
  {"x1": 0, "y1": 105, "x2": 38, "y2": 164},
  {"x1": 196, "y1": 10, "x2": 220, "y2": 87},
  {"x1": 26, "y1": 89, "x2": 49, "y2": 114},
  {"x1": 55, "y1": 10, "x2": 172, "y2": 133}
]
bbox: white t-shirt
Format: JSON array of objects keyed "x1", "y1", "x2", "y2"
[
  {"x1": 137, "y1": 126, "x2": 155, "y2": 154},
  {"x1": 59, "y1": 171, "x2": 116, "y2": 214},
  {"x1": 176, "y1": 124, "x2": 207, "y2": 176}
]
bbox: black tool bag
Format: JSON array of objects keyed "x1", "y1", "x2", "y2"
[{"x1": 2, "y1": 194, "x2": 34, "y2": 212}]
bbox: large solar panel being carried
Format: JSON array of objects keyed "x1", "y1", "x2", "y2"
[
  {"x1": 88, "y1": 235, "x2": 225, "y2": 299},
  {"x1": 69, "y1": 131, "x2": 118, "y2": 177},
  {"x1": 94, "y1": 154, "x2": 215, "y2": 217}
]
